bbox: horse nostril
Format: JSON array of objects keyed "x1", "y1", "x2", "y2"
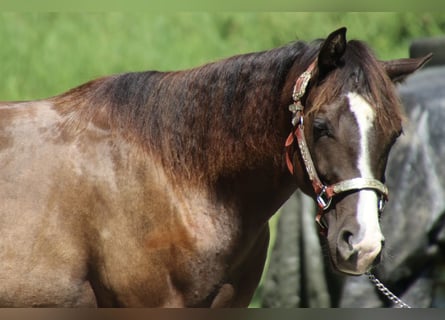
[
  {"x1": 341, "y1": 230, "x2": 354, "y2": 249},
  {"x1": 338, "y1": 230, "x2": 358, "y2": 261}
]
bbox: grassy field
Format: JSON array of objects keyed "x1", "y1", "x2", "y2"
[
  {"x1": 1, "y1": 12, "x2": 444, "y2": 307},
  {"x1": 1, "y1": 12, "x2": 445, "y2": 101}
]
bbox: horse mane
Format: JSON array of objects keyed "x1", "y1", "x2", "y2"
[{"x1": 52, "y1": 40, "x2": 319, "y2": 184}]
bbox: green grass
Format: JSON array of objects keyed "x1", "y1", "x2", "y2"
[
  {"x1": 1, "y1": 12, "x2": 445, "y2": 101},
  {"x1": 1, "y1": 13, "x2": 444, "y2": 307}
]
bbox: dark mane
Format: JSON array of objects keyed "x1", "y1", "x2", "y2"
[
  {"x1": 53, "y1": 40, "x2": 319, "y2": 184},
  {"x1": 308, "y1": 40, "x2": 403, "y2": 136}
]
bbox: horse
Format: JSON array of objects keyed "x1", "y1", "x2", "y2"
[{"x1": 0, "y1": 27, "x2": 430, "y2": 307}]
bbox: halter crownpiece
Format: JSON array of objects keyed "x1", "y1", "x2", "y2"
[{"x1": 285, "y1": 60, "x2": 389, "y2": 233}]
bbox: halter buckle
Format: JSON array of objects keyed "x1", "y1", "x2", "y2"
[
  {"x1": 289, "y1": 103, "x2": 304, "y2": 127},
  {"x1": 317, "y1": 187, "x2": 332, "y2": 211},
  {"x1": 378, "y1": 195, "x2": 386, "y2": 214}
]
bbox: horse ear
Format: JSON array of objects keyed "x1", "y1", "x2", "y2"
[
  {"x1": 380, "y1": 53, "x2": 433, "y2": 83},
  {"x1": 318, "y1": 27, "x2": 347, "y2": 74}
]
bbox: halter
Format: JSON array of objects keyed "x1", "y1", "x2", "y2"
[{"x1": 285, "y1": 60, "x2": 389, "y2": 233}]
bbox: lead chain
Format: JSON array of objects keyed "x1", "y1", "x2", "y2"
[{"x1": 365, "y1": 272, "x2": 411, "y2": 308}]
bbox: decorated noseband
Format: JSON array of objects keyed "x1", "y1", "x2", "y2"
[{"x1": 284, "y1": 60, "x2": 388, "y2": 234}]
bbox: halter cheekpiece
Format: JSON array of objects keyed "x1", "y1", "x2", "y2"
[{"x1": 285, "y1": 60, "x2": 389, "y2": 233}]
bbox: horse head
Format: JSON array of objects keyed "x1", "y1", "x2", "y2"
[{"x1": 292, "y1": 27, "x2": 431, "y2": 275}]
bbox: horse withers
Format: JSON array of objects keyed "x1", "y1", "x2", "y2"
[{"x1": 0, "y1": 28, "x2": 430, "y2": 307}]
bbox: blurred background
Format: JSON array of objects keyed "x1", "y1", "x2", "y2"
[
  {"x1": 0, "y1": 12, "x2": 444, "y2": 100},
  {"x1": 1, "y1": 13, "x2": 445, "y2": 308}
]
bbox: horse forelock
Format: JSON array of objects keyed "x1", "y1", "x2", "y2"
[{"x1": 307, "y1": 40, "x2": 403, "y2": 139}]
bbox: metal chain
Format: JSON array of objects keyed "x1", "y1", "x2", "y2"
[{"x1": 365, "y1": 272, "x2": 411, "y2": 308}]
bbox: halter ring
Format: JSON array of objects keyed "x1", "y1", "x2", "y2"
[{"x1": 317, "y1": 187, "x2": 332, "y2": 210}]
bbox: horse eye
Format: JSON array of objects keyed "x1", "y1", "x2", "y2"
[{"x1": 313, "y1": 118, "x2": 333, "y2": 140}]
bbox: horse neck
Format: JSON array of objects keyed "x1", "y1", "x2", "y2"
[
  {"x1": 166, "y1": 49, "x2": 314, "y2": 223},
  {"x1": 55, "y1": 43, "x2": 314, "y2": 224}
]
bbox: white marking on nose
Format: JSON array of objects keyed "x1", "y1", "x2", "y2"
[
  {"x1": 348, "y1": 92, "x2": 375, "y2": 177},
  {"x1": 347, "y1": 92, "x2": 383, "y2": 256}
]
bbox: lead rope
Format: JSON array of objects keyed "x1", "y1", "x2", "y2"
[{"x1": 365, "y1": 272, "x2": 411, "y2": 308}]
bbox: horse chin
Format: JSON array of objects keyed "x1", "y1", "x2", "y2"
[
  {"x1": 331, "y1": 244, "x2": 382, "y2": 276},
  {"x1": 327, "y1": 251, "x2": 376, "y2": 276},
  {"x1": 334, "y1": 264, "x2": 371, "y2": 276}
]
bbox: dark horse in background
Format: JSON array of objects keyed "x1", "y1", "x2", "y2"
[{"x1": 0, "y1": 28, "x2": 430, "y2": 307}]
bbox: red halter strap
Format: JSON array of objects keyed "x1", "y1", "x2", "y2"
[{"x1": 285, "y1": 60, "x2": 389, "y2": 234}]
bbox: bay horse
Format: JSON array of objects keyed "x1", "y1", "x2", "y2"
[{"x1": 0, "y1": 27, "x2": 430, "y2": 307}]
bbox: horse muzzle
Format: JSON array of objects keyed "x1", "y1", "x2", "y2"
[{"x1": 335, "y1": 231, "x2": 384, "y2": 275}]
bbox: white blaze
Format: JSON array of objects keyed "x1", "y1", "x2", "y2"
[{"x1": 347, "y1": 92, "x2": 383, "y2": 250}]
